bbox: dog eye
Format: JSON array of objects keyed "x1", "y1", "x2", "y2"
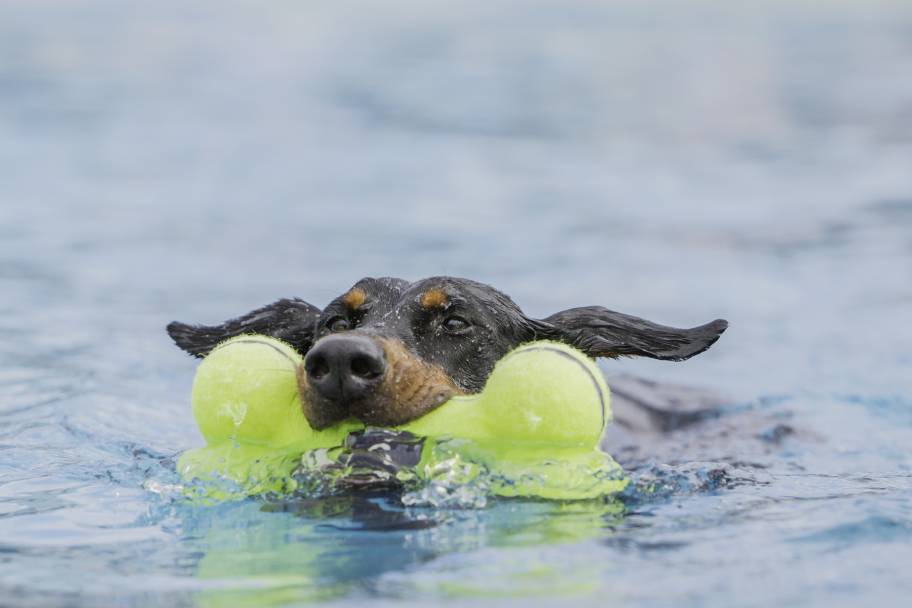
[
  {"x1": 328, "y1": 317, "x2": 351, "y2": 332},
  {"x1": 442, "y1": 315, "x2": 471, "y2": 333}
]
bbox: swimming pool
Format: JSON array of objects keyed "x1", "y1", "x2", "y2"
[{"x1": 2, "y1": 1, "x2": 911, "y2": 605}]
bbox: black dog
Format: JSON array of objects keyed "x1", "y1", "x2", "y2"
[{"x1": 168, "y1": 277, "x2": 727, "y2": 430}]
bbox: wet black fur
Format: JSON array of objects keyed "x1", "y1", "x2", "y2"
[{"x1": 167, "y1": 276, "x2": 727, "y2": 395}]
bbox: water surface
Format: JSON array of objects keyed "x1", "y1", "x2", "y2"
[{"x1": 2, "y1": 1, "x2": 911, "y2": 606}]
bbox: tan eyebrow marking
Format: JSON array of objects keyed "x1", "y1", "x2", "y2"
[
  {"x1": 342, "y1": 288, "x2": 367, "y2": 310},
  {"x1": 420, "y1": 288, "x2": 449, "y2": 310}
]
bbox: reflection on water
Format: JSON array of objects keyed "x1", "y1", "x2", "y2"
[
  {"x1": 2, "y1": 0, "x2": 912, "y2": 606},
  {"x1": 185, "y1": 497, "x2": 624, "y2": 606}
]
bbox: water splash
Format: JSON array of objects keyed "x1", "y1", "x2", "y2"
[
  {"x1": 285, "y1": 428, "x2": 626, "y2": 507},
  {"x1": 621, "y1": 461, "x2": 771, "y2": 505}
]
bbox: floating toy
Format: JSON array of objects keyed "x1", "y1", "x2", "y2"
[{"x1": 178, "y1": 336, "x2": 628, "y2": 500}]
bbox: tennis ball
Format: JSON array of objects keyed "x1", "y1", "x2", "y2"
[
  {"x1": 402, "y1": 341, "x2": 609, "y2": 447},
  {"x1": 475, "y1": 341, "x2": 609, "y2": 445},
  {"x1": 190, "y1": 336, "x2": 315, "y2": 447}
]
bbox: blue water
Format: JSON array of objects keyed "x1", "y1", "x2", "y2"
[{"x1": 2, "y1": 0, "x2": 912, "y2": 605}]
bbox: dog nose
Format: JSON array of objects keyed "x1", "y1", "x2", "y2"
[{"x1": 304, "y1": 335, "x2": 386, "y2": 403}]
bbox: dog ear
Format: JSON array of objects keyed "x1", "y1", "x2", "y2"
[
  {"x1": 535, "y1": 306, "x2": 727, "y2": 361},
  {"x1": 167, "y1": 298, "x2": 322, "y2": 358}
]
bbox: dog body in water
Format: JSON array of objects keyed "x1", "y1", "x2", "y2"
[{"x1": 167, "y1": 277, "x2": 727, "y2": 431}]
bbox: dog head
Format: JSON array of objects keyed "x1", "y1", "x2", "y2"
[{"x1": 168, "y1": 276, "x2": 727, "y2": 428}]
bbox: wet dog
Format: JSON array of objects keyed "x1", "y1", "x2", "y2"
[{"x1": 167, "y1": 277, "x2": 727, "y2": 430}]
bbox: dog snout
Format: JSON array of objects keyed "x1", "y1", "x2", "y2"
[{"x1": 304, "y1": 335, "x2": 386, "y2": 403}]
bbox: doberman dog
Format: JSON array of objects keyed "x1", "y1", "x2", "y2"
[{"x1": 167, "y1": 277, "x2": 727, "y2": 431}]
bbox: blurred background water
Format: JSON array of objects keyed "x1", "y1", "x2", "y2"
[{"x1": 1, "y1": 0, "x2": 911, "y2": 606}]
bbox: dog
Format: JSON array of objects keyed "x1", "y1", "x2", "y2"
[{"x1": 167, "y1": 276, "x2": 727, "y2": 431}]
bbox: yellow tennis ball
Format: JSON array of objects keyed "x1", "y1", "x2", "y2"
[
  {"x1": 474, "y1": 341, "x2": 610, "y2": 446},
  {"x1": 403, "y1": 341, "x2": 609, "y2": 447},
  {"x1": 191, "y1": 336, "x2": 314, "y2": 447}
]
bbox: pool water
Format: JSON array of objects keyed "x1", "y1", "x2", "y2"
[{"x1": 2, "y1": 1, "x2": 911, "y2": 606}]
